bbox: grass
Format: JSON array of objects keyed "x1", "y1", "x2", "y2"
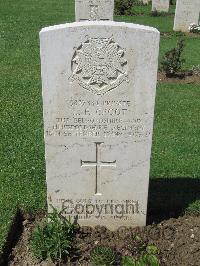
[
  {"x1": 0, "y1": 0, "x2": 200, "y2": 253},
  {"x1": 151, "y1": 83, "x2": 200, "y2": 178},
  {"x1": 115, "y1": 2, "x2": 176, "y2": 32}
]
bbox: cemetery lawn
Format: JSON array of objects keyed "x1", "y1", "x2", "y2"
[{"x1": 0, "y1": 0, "x2": 200, "y2": 258}]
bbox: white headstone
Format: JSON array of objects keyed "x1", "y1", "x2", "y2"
[
  {"x1": 40, "y1": 21, "x2": 160, "y2": 230},
  {"x1": 174, "y1": 0, "x2": 200, "y2": 32},
  {"x1": 152, "y1": 0, "x2": 169, "y2": 12},
  {"x1": 75, "y1": 0, "x2": 114, "y2": 21},
  {"x1": 142, "y1": 0, "x2": 151, "y2": 4}
]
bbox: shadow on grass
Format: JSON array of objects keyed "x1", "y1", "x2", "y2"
[
  {"x1": 147, "y1": 177, "x2": 200, "y2": 224},
  {"x1": 0, "y1": 209, "x2": 23, "y2": 265}
]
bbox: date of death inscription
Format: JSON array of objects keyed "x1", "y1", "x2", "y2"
[{"x1": 45, "y1": 99, "x2": 151, "y2": 140}]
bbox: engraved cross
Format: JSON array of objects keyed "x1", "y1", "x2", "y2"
[{"x1": 81, "y1": 142, "x2": 116, "y2": 195}]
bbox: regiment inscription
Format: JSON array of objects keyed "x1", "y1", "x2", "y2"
[{"x1": 70, "y1": 37, "x2": 129, "y2": 95}]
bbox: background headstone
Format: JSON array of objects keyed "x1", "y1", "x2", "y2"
[
  {"x1": 174, "y1": 0, "x2": 200, "y2": 32},
  {"x1": 75, "y1": 0, "x2": 114, "y2": 21},
  {"x1": 152, "y1": 0, "x2": 169, "y2": 12},
  {"x1": 40, "y1": 21, "x2": 160, "y2": 230},
  {"x1": 141, "y1": 0, "x2": 151, "y2": 4}
]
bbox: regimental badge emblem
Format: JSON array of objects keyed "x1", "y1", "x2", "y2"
[{"x1": 70, "y1": 37, "x2": 129, "y2": 95}]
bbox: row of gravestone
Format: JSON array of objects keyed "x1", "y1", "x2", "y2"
[
  {"x1": 76, "y1": 0, "x2": 200, "y2": 32},
  {"x1": 40, "y1": 0, "x2": 198, "y2": 230}
]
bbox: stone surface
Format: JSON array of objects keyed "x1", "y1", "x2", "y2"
[
  {"x1": 174, "y1": 0, "x2": 200, "y2": 32},
  {"x1": 40, "y1": 21, "x2": 160, "y2": 230},
  {"x1": 142, "y1": 0, "x2": 151, "y2": 4},
  {"x1": 75, "y1": 0, "x2": 114, "y2": 21},
  {"x1": 138, "y1": 0, "x2": 149, "y2": 4},
  {"x1": 152, "y1": 0, "x2": 169, "y2": 12}
]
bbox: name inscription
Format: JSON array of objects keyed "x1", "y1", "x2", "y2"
[{"x1": 46, "y1": 99, "x2": 151, "y2": 140}]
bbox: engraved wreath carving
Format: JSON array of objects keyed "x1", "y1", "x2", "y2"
[{"x1": 70, "y1": 37, "x2": 129, "y2": 95}]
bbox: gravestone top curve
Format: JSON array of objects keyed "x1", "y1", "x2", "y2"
[{"x1": 40, "y1": 21, "x2": 160, "y2": 34}]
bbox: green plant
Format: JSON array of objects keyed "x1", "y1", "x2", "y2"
[
  {"x1": 31, "y1": 207, "x2": 77, "y2": 262},
  {"x1": 114, "y1": 0, "x2": 144, "y2": 15},
  {"x1": 121, "y1": 245, "x2": 160, "y2": 266},
  {"x1": 151, "y1": 10, "x2": 160, "y2": 17},
  {"x1": 114, "y1": 0, "x2": 134, "y2": 15},
  {"x1": 146, "y1": 245, "x2": 159, "y2": 255},
  {"x1": 137, "y1": 245, "x2": 160, "y2": 266},
  {"x1": 121, "y1": 256, "x2": 135, "y2": 266},
  {"x1": 136, "y1": 253, "x2": 160, "y2": 266},
  {"x1": 151, "y1": 10, "x2": 169, "y2": 17},
  {"x1": 161, "y1": 39, "x2": 185, "y2": 77},
  {"x1": 90, "y1": 246, "x2": 116, "y2": 266}
]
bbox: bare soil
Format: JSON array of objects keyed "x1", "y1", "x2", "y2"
[
  {"x1": 158, "y1": 72, "x2": 200, "y2": 84},
  {"x1": 8, "y1": 215, "x2": 200, "y2": 266},
  {"x1": 160, "y1": 32, "x2": 200, "y2": 38}
]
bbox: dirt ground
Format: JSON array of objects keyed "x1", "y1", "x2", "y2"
[
  {"x1": 8, "y1": 215, "x2": 200, "y2": 266},
  {"x1": 158, "y1": 72, "x2": 200, "y2": 84}
]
